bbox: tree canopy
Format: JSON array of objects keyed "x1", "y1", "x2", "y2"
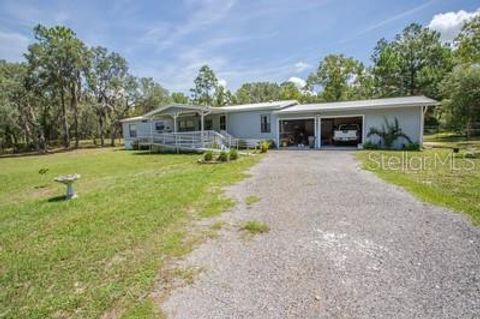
[
  {"x1": 371, "y1": 23, "x2": 453, "y2": 99},
  {"x1": 455, "y1": 15, "x2": 480, "y2": 64},
  {"x1": 307, "y1": 54, "x2": 368, "y2": 102}
]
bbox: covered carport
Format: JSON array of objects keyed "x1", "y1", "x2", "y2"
[
  {"x1": 319, "y1": 115, "x2": 364, "y2": 147},
  {"x1": 274, "y1": 96, "x2": 438, "y2": 149},
  {"x1": 278, "y1": 118, "x2": 315, "y2": 148}
]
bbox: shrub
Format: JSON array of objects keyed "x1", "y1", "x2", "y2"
[
  {"x1": 362, "y1": 141, "x2": 379, "y2": 150},
  {"x1": 404, "y1": 142, "x2": 420, "y2": 151},
  {"x1": 260, "y1": 140, "x2": 270, "y2": 153},
  {"x1": 464, "y1": 151, "x2": 480, "y2": 159},
  {"x1": 203, "y1": 150, "x2": 214, "y2": 161},
  {"x1": 367, "y1": 117, "x2": 412, "y2": 149},
  {"x1": 229, "y1": 149, "x2": 239, "y2": 160},
  {"x1": 217, "y1": 151, "x2": 229, "y2": 162}
]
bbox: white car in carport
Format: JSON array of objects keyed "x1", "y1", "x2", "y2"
[{"x1": 333, "y1": 124, "x2": 360, "y2": 143}]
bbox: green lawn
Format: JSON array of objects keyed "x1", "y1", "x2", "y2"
[
  {"x1": 0, "y1": 148, "x2": 257, "y2": 318},
  {"x1": 357, "y1": 138, "x2": 480, "y2": 225},
  {"x1": 424, "y1": 132, "x2": 480, "y2": 150}
]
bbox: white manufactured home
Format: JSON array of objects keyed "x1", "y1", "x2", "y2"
[{"x1": 120, "y1": 96, "x2": 438, "y2": 151}]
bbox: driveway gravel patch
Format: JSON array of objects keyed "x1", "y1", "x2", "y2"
[{"x1": 161, "y1": 151, "x2": 480, "y2": 318}]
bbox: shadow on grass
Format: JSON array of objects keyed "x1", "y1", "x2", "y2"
[
  {"x1": 47, "y1": 195, "x2": 67, "y2": 202},
  {"x1": 131, "y1": 150, "x2": 200, "y2": 156}
]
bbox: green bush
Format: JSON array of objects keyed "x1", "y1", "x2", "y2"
[
  {"x1": 217, "y1": 151, "x2": 229, "y2": 162},
  {"x1": 362, "y1": 141, "x2": 379, "y2": 150},
  {"x1": 260, "y1": 140, "x2": 270, "y2": 153},
  {"x1": 464, "y1": 151, "x2": 480, "y2": 159},
  {"x1": 203, "y1": 150, "x2": 214, "y2": 161},
  {"x1": 229, "y1": 149, "x2": 239, "y2": 160},
  {"x1": 404, "y1": 142, "x2": 420, "y2": 151}
]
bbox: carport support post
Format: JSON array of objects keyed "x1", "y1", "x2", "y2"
[
  {"x1": 150, "y1": 120, "x2": 153, "y2": 153},
  {"x1": 200, "y1": 111, "x2": 204, "y2": 147},
  {"x1": 171, "y1": 112, "x2": 179, "y2": 133}
]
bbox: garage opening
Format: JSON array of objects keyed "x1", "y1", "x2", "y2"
[
  {"x1": 279, "y1": 119, "x2": 315, "y2": 148},
  {"x1": 320, "y1": 116, "x2": 363, "y2": 147}
]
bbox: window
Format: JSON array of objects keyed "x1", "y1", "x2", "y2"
[
  {"x1": 155, "y1": 121, "x2": 165, "y2": 131},
  {"x1": 205, "y1": 119, "x2": 213, "y2": 130},
  {"x1": 220, "y1": 116, "x2": 226, "y2": 130},
  {"x1": 260, "y1": 114, "x2": 271, "y2": 133},
  {"x1": 129, "y1": 123, "x2": 137, "y2": 138},
  {"x1": 179, "y1": 119, "x2": 195, "y2": 131}
]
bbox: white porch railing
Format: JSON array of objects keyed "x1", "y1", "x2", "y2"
[{"x1": 135, "y1": 130, "x2": 261, "y2": 152}]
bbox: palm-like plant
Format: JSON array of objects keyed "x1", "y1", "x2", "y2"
[{"x1": 367, "y1": 117, "x2": 412, "y2": 149}]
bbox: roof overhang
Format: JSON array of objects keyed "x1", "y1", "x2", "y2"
[
  {"x1": 142, "y1": 104, "x2": 212, "y2": 118},
  {"x1": 275, "y1": 96, "x2": 439, "y2": 114},
  {"x1": 120, "y1": 116, "x2": 145, "y2": 123},
  {"x1": 213, "y1": 100, "x2": 298, "y2": 113}
]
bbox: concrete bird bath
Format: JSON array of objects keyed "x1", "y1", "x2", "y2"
[{"x1": 54, "y1": 174, "x2": 80, "y2": 200}]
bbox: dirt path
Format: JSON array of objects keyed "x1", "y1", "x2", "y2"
[{"x1": 161, "y1": 151, "x2": 480, "y2": 318}]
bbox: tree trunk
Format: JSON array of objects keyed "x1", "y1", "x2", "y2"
[
  {"x1": 60, "y1": 88, "x2": 70, "y2": 148},
  {"x1": 31, "y1": 109, "x2": 42, "y2": 152},
  {"x1": 70, "y1": 82, "x2": 79, "y2": 148},
  {"x1": 99, "y1": 111, "x2": 105, "y2": 147},
  {"x1": 466, "y1": 119, "x2": 472, "y2": 140},
  {"x1": 41, "y1": 105, "x2": 50, "y2": 152},
  {"x1": 11, "y1": 130, "x2": 18, "y2": 153},
  {"x1": 110, "y1": 128, "x2": 116, "y2": 147},
  {"x1": 24, "y1": 121, "x2": 31, "y2": 147}
]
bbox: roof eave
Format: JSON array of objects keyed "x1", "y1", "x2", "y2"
[
  {"x1": 276, "y1": 101, "x2": 440, "y2": 114},
  {"x1": 120, "y1": 116, "x2": 145, "y2": 123}
]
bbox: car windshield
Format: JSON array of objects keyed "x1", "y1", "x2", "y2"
[{"x1": 339, "y1": 124, "x2": 358, "y2": 130}]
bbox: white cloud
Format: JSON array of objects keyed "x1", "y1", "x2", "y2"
[
  {"x1": 287, "y1": 76, "x2": 306, "y2": 89},
  {"x1": 294, "y1": 61, "x2": 311, "y2": 73},
  {"x1": 0, "y1": 31, "x2": 29, "y2": 62},
  {"x1": 428, "y1": 8, "x2": 480, "y2": 42},
  {"x1": 218, "y1": 78, "x2": 227, "y2": 87}
]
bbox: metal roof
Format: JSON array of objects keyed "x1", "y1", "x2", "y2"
[
  {"x1": 276, "y1": 96, "x2": 439, "y2": 114},
  {"x1": 120, "y1": 96, "x2": 439, "y2": 122},
  {"x1": 119, "y1": 116, "x2": 144, "y2": 123},
  {"x1": 210, "y1": 100, "x2": 298, "y2": 113},
  {"x1": 121, "y1": 100, "x2": 299, "y2": 122},
  {"x1": 120, "y1": 104, "x2": 210, "y2": 122}
]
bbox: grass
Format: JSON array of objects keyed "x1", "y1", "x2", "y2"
[
  {"x1": 424, "y1": 132, "x2": 480, "y2": 150},
  {"x1": 357, "y1": 138, "x2": 480, "y2": 225},
  {"x1": 244, "y1": 195, "x2": 260, "y2": 205},
  {"x1": 0, "y1": 148, "x2": 257, "y2": 318},
  {"x1": 210, "y1": 221, "x2": 225, "y2": 230},
  {"x1": 173, "y1": 266, "x2": 205, "y2": 285},
  {"x1": 241, "y1": 220, "x2": 270, "y2": 234}
]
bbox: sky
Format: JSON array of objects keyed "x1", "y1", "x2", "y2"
[{"x1": 0, "y1": 0, "x2": 479, "y2": 93}]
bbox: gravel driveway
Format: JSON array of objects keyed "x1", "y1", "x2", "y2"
[{"x1": 162, "y1": 151, "x2": 480, "y2": 318}]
